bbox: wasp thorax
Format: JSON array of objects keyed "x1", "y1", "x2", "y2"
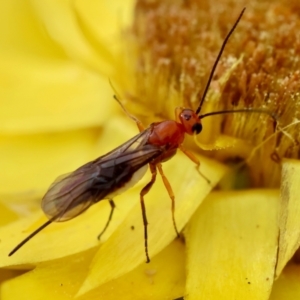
[{"x1": 179, "y1": 109, "x2": 202, "y2": 135}]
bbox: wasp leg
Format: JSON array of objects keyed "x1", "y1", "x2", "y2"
[
  {"x1": 113, "y1": 95, "x2": 145, "y2": 132},
  {"x1": 179, "y1": 145, "x2": 211, "y2": 184},
  {"x1": 140, "y1": 163, "x2": 157, "y2": 263},
  {"x1": 97, "y1": 199, "x2": 116, "y2": 240},
  {"x1": 157, "y1": 163, "x2": 179, "y2": 238}
]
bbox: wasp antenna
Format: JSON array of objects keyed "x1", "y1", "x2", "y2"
[
  {"x1": 8, "y1": 219, "x2": 53, "y2": 256},
  {"x1": 200, "y1": 108, "x2": 279, "y2": 131},
  {"x1": 195, "y1": 8, "x2": 246, "y2": 115},
  {"x1": 200, "y1": 108, "x2": 278, "y2": 122}
]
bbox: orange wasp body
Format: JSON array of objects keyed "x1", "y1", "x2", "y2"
[{"x1": 9, "y1": 8, "x2": 276, "y2": 262}]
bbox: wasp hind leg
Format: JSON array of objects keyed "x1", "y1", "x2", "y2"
[
  {"x1": 97, "y1": 199, "x2": 116, "y2": 240},
  {"x1": 140, "y1": 163, "x2": 157, "y2": 263}
]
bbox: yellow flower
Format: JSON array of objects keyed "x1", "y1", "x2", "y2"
[{"x1": 1, "y1": 0, "x2": 300, "y2": 299}]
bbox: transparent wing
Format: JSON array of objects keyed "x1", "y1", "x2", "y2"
[
  {"x1": 41, "y1": 169, "x2": 98, "y2": 221},
  {"x1": 93, "y1": 127, "x2": 151, "y2": 163},
  {"x1": 42, "y1": 129, "x2": 164, "y2": 222}
]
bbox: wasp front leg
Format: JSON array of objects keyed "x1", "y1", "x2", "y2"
[
  {"x1": 113, "y1": 95, "x2": 145, "y2": 132},
  {"x1": 179, "y1": 145, "x2": 211, "y2": 184}
]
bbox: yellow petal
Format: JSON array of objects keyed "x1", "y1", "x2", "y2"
[
  {"x1": 77, "y1": 154, "x2": 227, "y2": 296},
  {"x1": 0, "y1": 1, "x2": 61, "y2": 57},
  {"x1": 74, "y1": 0, "x2": 135, "y2": 54},
  {"x1": 0, "y1": 57, "x2": 115, "y2": 133},
  {"x1": 0, "y1": 0, "x2": 129, "y2": 134},
  {"x1": 270, "y1": 263, "x2": 300, "y2": 300},
  {"x1": 82, "y1": 239, "x2": 186, "y2": 300},
  {"x1": 276, "y1": 158, "x2": 300, "y2": 276},
  {"x1": 185, "y1": 190, "x2": 279, "y2": 300},
  {"x1": 0, "y1": 201, "x2": 19, "y2": 226},
  {"x1": 30, "y1": 0, "x2": 121, "y2": 73},
  {"x1": 1, "y1": 248, "x2": 100, "y2": 300},
  {"x1": 1, "y1": 240, "x2": 185, "y2": 300},
  {"x1": 0, "y1": 128, "x2": 99, "y2": 194},
  {"x1": 195, "y1": 134, "x2": 252, "y2": 158}
]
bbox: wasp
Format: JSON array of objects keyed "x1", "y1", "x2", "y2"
[{"x1": 8, "y1": 8, "x2": 277, "y2": 262}]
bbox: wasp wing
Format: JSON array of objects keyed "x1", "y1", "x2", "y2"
[{"x1": 42, "y1": 129, "x2": 163, "y2": 222}]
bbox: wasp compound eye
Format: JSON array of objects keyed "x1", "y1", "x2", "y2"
[{"x1": 183, "y1": 113, "x2": 191, "y2": 121}]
